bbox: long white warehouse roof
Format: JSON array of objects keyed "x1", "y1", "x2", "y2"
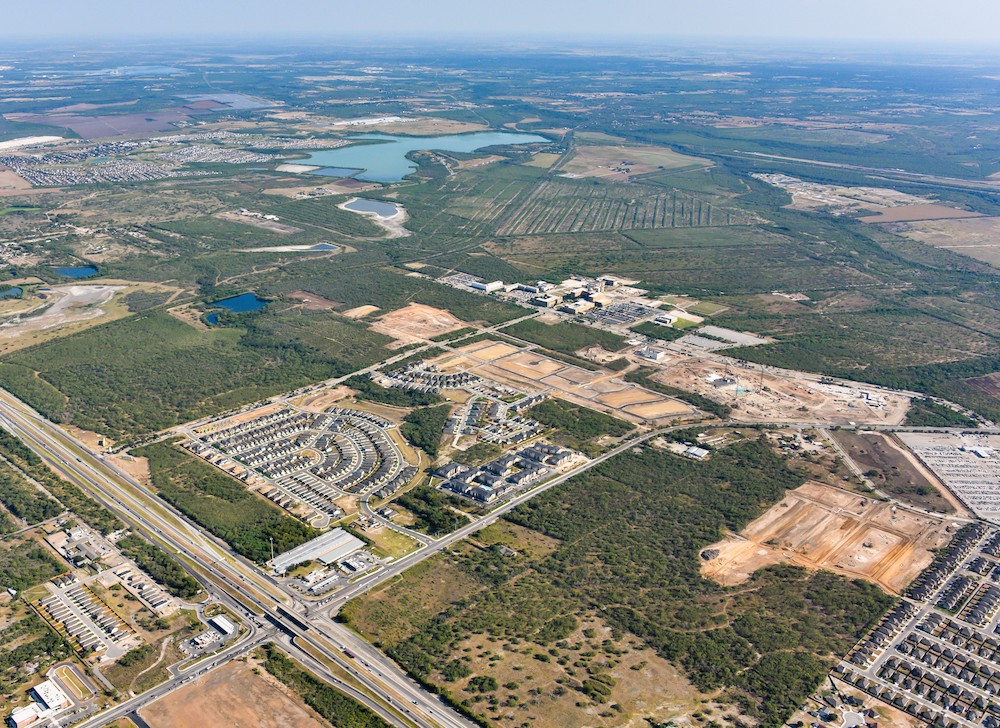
[{"x1": 269, "y1": 528, "x2": 365, "y2": 573}]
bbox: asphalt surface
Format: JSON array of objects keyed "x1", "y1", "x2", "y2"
[
  {"x1": 0, "y1": 392, "x2": 466, "y2": 728},
  {"x1": 1, "y1": 376, "x2": 997, "y2": 728}
]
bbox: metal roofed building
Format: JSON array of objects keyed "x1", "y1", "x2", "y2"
[
  {"x1": 209, "y1": 615, "x2": 236, "y2": 636},
  {"x1": 268, "y1": 528, "x2": 365, "y2": 574},
  {"x1": 8, "y1": 705, "x2": 41, "y2": 728},
  {"x1": 30, "y1": 680, "x2": 69, "y2": 711}
]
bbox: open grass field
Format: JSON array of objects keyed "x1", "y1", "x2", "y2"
[
  {"x1": 558, "y1": 141, "x2": 708, "y2": 180},
  {"x1": 502, "y1": 318, "x2": 626, "y2": 355},
  {"x1": 135, "y1": 440, "x2": 319, "y2": 563},
  {"x1": 522, "y1": 152, "x2": 561, "y2": 168},
  {"x1": 54, "y1": 665, "x2": 93, "y2": 700},
  {"x1": 355, "y1": 524, "x2": 419, "y2": 560},
  {"x1": 340, "y1": 556, "x2": 483, "y2": 648},
  {"x1": 896, "y1": 215, "x2": 1000, "y2": 268},
  {"x1": 360, "y1": 441, "x2": 894, "y2": 727}
]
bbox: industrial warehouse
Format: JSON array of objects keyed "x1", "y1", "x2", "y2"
[{"x1": 268, "y1": 528, "x2": 366, "y2": 575}]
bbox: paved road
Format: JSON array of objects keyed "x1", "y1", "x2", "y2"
[
  {"x1": 2, "y1": 380, "x2": 997, "y2": 728},
  {"x1": 843, "y1": 527, "x2": 996, "y2": 728},
  {"x1": 0, "y1": 393, "x2": 465, "y2": 728}
]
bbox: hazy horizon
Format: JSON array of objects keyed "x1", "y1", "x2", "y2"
[{"x1": 5, "y1": 0, "x2": 1000, "y2": 47}]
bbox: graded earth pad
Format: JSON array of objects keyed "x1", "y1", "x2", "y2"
[
  {"x1": 341, "y1": 304, "x2": 380, "y2": 318},
  {"x1": 439, "y1": 339, "x2": 694, "y2": 424},
  {"x1": 701, "y1": 481, "x2": 952, "y2": 593},
  {"x1": 294, "y1": 386, "x2": 352, "y2": 411},
  {"x1": 370, "y1": 302, "x2": 465, "y2": 346},
  {"x1": 643, "y1": 353, "x2": 910, "y2": 426},
  {"x1": 140, "y1": 660, "x2": 326, "y2": 728}
]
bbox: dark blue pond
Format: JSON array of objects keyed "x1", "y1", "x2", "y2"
[
  {"x1": 206, "y1": 292, "x2": 268, "y2": 325},
  {"x1": 53, "y1": 265, "x2": 98, "y2": 278},
  {"x1": 0, "y1": 287, "x2": 22, "y2": 298}
]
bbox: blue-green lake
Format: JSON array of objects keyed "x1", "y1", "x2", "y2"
[
  {"x1": 344, "y1": 198, "x2": 399, "y2": 218},
  {"x1": 300, "y1": 131, "x2": 548, "y2": 182}
]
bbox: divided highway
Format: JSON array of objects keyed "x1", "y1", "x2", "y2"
[
  {"x1": 1, "y1": 380, "x2": 996, "y2": 728},
  {"x1": 0, "y1": 391, "x2": 470, "y2": 728}
]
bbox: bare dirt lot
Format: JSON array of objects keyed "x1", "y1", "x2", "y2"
[
  {"x1": 370, "y1": 303, "x2": 466, "y2": 347},
  {"x1": 895, "y1": 215, "x2": 1000, "y2": 268},
  {"x1": 438, "y1": 340, "x2": 693, "y2": 425},
  {"x1": 831, "y1": 431, "x2": 961, "y2": 514},
  {"x1": 701, "y1": 481, "x2": 952, "y2": 594},
  {"x1": 859, "y1": 204, "x2": 983, "y2": 223},
  {"x1": 166, "y1": 302, "x2": 209, "y2": 331},
  {"x1": 0, "y1": 284, "x2": 127, "y2": 354},
  {"x1": 341, "y1": 304, "x2": 379, "y2": 319},
  {"x1": 106, "y1": 453, "x2": 150, "y2": 485},
  {"x1": 140, "y1": 660, "x2": 326, "y2": 728},
  {"x1": 286, "y1": 291, "x2": 340, "y2": 310},
  {"x1": 294, "y1": 386, "x2": 353, "y2": 411},
  {"x1": 645, "y1": 353, "x2": 910, "y2": 426},
  {"x1": 193, "y1": 403, "x2": 286, "y2": 436},
  {"x1": 0, "y1": 168, "x2": 33, "y2": 194}
]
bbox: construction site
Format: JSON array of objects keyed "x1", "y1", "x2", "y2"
[
  {"x1": 430, "y1": 339, "x2": 694, "y2": 425},
  {"x1": 700, "y1": 481, "x2": 954, "y2": 594},
  {"x1": 637, "y1": 351, "x2": 910, "y2": 425},
  {"x1": 368, "y1": 302, "x2": 467, "y2": 347}
]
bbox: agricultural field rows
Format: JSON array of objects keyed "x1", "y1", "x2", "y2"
[{"x1": 496, "y1": 178, "x2": 759, "y2": 235}]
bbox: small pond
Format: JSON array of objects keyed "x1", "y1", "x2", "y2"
[
  {"x1": 343, "y1": 198, "x2": 399, "y2": 218},
  {"x1": 206, "y1": 292, "x2": 268, "y2": 325},
  {"x1": 53, "y1": 265, "x2": 98, "y2": 278}
]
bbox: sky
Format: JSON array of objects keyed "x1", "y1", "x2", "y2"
[{"x1": 6, "y1": 0, "x2": 1000, "y2": 46}]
